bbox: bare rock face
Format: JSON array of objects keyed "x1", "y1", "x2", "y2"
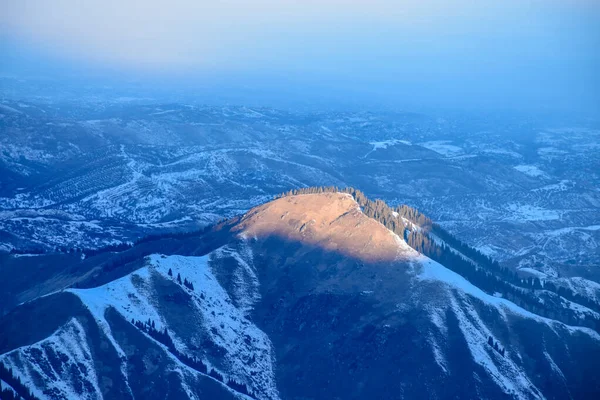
[{"x1": 236, "y1": 192, "x2": 411, "y2": 263}]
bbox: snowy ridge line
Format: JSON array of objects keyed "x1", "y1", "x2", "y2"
[
  {"x1": 65, "y1": 284, "x2": 135, "y2": 398},
  {"x1": 428, "y1": 231, "x2": 480, "y2": 267},
  {"x1": 148, "y1": 254, "x2": 279, "y2": 400},
  {"x1": 71, "y1": 276, "x2": 254, "y2": 399},
  {"x1": 409, "y1": 249, "x2": 546, "y2": 398},
  {"x1": 390, "y1": 201, "x2": 600, "y2": 328},
  {"x1": 377, "y1": 213, "x2": 586, "y2": 397},
  {"x1": 0, "y1": 318, "x2": 102, "y2": 400},
  {"x1": 67, "y1": 252, "x2": 279, "y2": 400},
  {"x1": 543, "y1": 351, "x2": 566, "y2": 383},
  {"x1": 426, "y1": 306, "x2": 449, "y2": 374},
  {"x1": 211, "y1": 242, "x2": 261, "y2": 316},
  {"x1": 0, "y1": 379, "x2": 19, "y2": 398},
  {"x1": 126, "y1": 312, "x2": 257, "y2": 400},
  {"x1": 447, "y1": 293, "x2": 544, "y2": 399},
  {"x1": 427, "y1": 328, "x2": 449, "y2": 374},
  {"x1": 557, "y1": 277, "x2": 600, "y2": 304},
  {"x1": 159, "y1": 336, "x2": 257, "y2": 400},
  {"x1": 416, "y1": 255, "x2": 600, "y2": 341},
  {"x1": 558, "y1": 295, "x2": 600, "y2": 320}
]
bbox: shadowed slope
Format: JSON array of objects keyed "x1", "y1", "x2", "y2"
[{"x1": 1, "y1": 192, "x2": 600, "y2": 400}]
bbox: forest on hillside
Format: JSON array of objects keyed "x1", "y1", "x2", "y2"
[{"x1": 279, "y1": 186, "x2": 600, "y2": 331}]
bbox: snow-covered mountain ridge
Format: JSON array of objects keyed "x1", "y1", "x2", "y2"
[{"x1": 1, "y1": 192, "x2": 599, "y2": 399}]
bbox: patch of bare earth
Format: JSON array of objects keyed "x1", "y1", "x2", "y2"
[{"x1": 235, "y1": 192, "x2": 412, "y2": 263}]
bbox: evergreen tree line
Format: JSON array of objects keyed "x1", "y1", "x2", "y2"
[
  {"x1": 395, "y1": 204, "x2": 519, "y2": 282},
  {"x1": 277, "y1": 186, "x2": 408, "y2": 239},
  {"x1": 404, "y1": 223, "x2": 600, "y2": 315},
  {"x1": 70, "y1": 248, "x2": 161, "y2": 289},
  {"x1": 487, "y1": 336, "x2": 506, "y2": 357},
  {"x1": 79, "y1": 222, "x2": 222, "y2": 258},
  {"x1": 13, "y1": 220, "x2": 229, "y2": 259},
  {"x1": 277, "y1": 186, "x2": 600, "y2": 331},
  {"x1": 0, "y1": 385, "x2": 21, "y2": 400},
  {"x1": 280, "y1": 186, "x2": 551, "y2": 296},
  {"x1": 167, "y1": 268, "x2": 195, "y2": 291},
  {"x1": 395, "y1": 203, "x2": 600, "y2": 314},
  {"x1": 0, "y1": 362, "x2": 38, "y2": 400},
  {"x1": 412, "y1": 225, "x2": 600, "y2": 330},
  {"x1": 131, "y1": 319, "x2": 256, "y2": 399},
  {"x1": 73, "y1": 221, "x2": 233, "y2": 288}
]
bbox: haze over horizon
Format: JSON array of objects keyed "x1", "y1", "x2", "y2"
[{"x1": 1, "y1": 0, "x2": 599, "y2": 114}]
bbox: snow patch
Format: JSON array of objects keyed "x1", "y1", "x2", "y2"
[
  {"x1": 416, "y1": 255, "x2": 600, "y2": 341},
  {"x1": 148, "y1": 254, "x2": 279, "y2": 399},
  {"x1": 70, "y1": 267, "x2": 165, "y2": 332},
  {"x1": 543, "y1": 225, "x2": 600, "y2": 237},
  {"x1": 363, "y1": 139, "x2": 412, "y2": 158},
  {"x1": 419, "y1": 141, "x2": 463, "y2": 157},
  {"x1": 370, "y1": 139, "x2": 412, "y2": 149},
  {"x1": 446, "y1": 294, "x2": 541, "y2": 399},
  {"x1": 514, "y1": 165, "x2": 546, "y2": 178},
  {"x1": 69, "y1": 252, "x2": 279, "y2": 399},
  {"x1": 0, "y1": 318, "x2": 102, "y2": 400},
  {"x1": 518, "y1": 268, "x2": 548, "y2": 279},
  {"x1": 543, "y1": 351, "x2": 565, "y2": 382},
  {"x1": 533, "y1": 180, "x2": 573, "y2": 192},
  {"x1": 505, "y1": 203, "x2": 560, "y2": 222},
  {"x1": 476, "y1": 245, "x2": 501, "y2": 257}
]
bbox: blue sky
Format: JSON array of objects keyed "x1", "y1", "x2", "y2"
[{"x1": 1, "y1": 0, "x2": 599, "y2": 113}]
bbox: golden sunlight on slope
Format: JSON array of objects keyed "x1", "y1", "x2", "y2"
[{"x1": 236, "y1": 192, "x2": 414, "y2": 263}]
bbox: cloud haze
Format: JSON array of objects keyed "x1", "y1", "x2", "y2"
[{"x1": 1, "y1": 0, "x2": 599, "y2": 112}]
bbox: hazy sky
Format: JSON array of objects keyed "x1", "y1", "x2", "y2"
[{"x1": 1, "y1": 0, "x2": 599, "y2": 113}]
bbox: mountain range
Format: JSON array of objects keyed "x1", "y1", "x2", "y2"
[
  {"x1": 1, "y1": 190, "x2": 599, "y2": 400},
  {"x1": 2, "y1": 80, "x2": 600, "y2": 399},
  {"x1": 1, "y1": 93, "x2": 599, "y2": 284}
]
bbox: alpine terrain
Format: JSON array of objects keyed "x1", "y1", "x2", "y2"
[
  {"x1": 2, "y1": 0, "x2": 599, "y2": 398},
  {"x1": 1, "y1": 189, "x2": 598, "y2": 399}
]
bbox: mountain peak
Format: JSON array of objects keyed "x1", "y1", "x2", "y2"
[
  {"x1": 236, "y1": 192, "x2": 410, "y2": 263},
  {"x1": 2, "y1": 191, "x2": 600, "y2": 400}
]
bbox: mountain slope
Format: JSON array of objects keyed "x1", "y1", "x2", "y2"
[
  {"x1": 2, "y1": 96, "x2": 599, "y2": 282},
  {"x1": 1, "y1": 192, "x2": 599, "y2": 399}
]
